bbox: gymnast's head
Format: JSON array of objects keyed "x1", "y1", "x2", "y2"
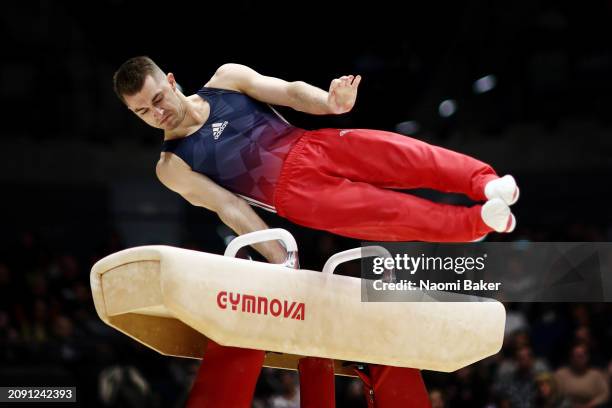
[{"x1": 113, "y1": 56, "x2": 185, "y2": 130}]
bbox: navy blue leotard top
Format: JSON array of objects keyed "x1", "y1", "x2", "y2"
[{"x1": 161, "y1": 87, "x2": 305, "y2": 211}]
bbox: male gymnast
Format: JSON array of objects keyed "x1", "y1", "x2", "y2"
[{"x1": 112, "y1": 56, "x2": 520, "y2": 408}]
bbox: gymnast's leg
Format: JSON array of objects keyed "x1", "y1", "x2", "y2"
[
  {"x1": 276, "y1": 172, "x2": 495, "y2": 242},
  {"x1": 302, "y1": 128, "x2": 505, "y2": 200}
]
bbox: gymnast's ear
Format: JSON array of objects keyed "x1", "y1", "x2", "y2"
[{"x1": 167, "y1": 72, "x2": 177, "y2": 90}]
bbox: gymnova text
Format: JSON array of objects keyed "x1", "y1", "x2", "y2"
[
  {"x1": 216, "y1": 291, "x2": 305, "y2": 320},
  {"x1": 372, "y1": 279, "x2": 501, "y2": 291}
]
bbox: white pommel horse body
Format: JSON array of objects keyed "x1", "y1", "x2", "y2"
[{"x1": 90, "y1": 229, "x2": 506, "y2": 377}]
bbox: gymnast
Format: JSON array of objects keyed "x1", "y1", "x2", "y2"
[{"x1": 112, "y1": 56, "x2": 519, "y2": 407}]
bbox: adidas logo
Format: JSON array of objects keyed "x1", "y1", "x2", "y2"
[{"x1": 212, "y1": 121, "x2": 228, "y2": 140}]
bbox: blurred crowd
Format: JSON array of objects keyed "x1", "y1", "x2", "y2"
[{"x1": 1, "y1": 223, "x2": 611, "y2": 408}]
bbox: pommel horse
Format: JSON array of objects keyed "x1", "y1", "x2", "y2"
[{"x1": 91, "y1": 229, "x2": 505, "y2": 407}]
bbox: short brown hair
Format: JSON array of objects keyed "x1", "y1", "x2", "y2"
[{"x1": 113, "y1": 56, "x2": 164, "y2": 104}]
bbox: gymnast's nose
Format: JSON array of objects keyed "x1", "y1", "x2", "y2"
[{"x1": 154, "y1": 106, "x2": 165, "y2": 120}]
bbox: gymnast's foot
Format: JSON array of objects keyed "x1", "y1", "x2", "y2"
[
  {"x1": 485, "y1": 175, "x2": 520, "y2": 205},
  {"x1": 481, "y1": 198, "x2": 516, "y2": 233}
]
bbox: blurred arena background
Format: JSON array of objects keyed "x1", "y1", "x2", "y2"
[{"x1": 1, "y1": 1, "x2": 612, "y2": 406}]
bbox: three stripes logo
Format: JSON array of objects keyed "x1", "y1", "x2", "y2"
[{"x1": 212, "y1": 121, "x2": 228, "y2": 140}]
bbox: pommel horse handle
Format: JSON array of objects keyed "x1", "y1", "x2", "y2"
[
  {"x1": 322, "y1": 246, "x2": 396, "y2": 283},
  {"x1": 224, "y1": 228, "x2": 300, "y2": 269}
]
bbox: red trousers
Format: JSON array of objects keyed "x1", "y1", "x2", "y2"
[{"x1": 274, "y1": 128, "x2": 498, "y2": 241}]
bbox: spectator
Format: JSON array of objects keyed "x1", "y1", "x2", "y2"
[
  {"x1": 555, "y1": 344, "x2": 609, "y2": 407},
  {"x1": 495, "y1": 331, "x2": 550, "y2": 381},
  {"x1": 446, "y1": 365, "x2": 489, "y2": 407},
  {"x1": 268, "y1": 371, "x2": 300, "y2": 408},
  {"x1": 494, "y1": 345, "x2": 544, "y2": 407},
  {"x1": 98, "y1": 364, "x2": 157, "y2": 408},
  {"x1": 535, "y1": 372, "x2": 571, "y2": 408},
  {"x1": 429, "y1": 388, "x2": 446, "y2": 408}
]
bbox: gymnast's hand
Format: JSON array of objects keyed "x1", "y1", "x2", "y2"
[{"x1": 327, "y1": 75, "x2": 361, "y2": 114}]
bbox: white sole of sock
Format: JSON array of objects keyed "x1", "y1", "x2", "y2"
[
  {"x1": 485, "y1": 175, "x2": 520, "y2": 206},
  {"x1": 481, "y1": 198, "x2": 516, "y2": 233}
]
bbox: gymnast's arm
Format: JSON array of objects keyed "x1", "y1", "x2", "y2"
[
  {"x1": 156, "y1": 153, "x2": 288, "y2": 264},
  {"x1": 205, "y1": 63, "x2": 362, "y2": 115}
]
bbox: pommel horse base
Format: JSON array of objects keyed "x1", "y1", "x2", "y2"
[{"x1": 90, "y1": 229, "x2": 505, "y2": 377}]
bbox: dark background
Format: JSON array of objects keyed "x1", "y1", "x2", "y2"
[{"x1": 1, "y1": 1, "x2": 612, "y2": 407}]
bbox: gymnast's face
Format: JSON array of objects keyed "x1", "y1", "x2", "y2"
[{"x1": 124, "y1": 73, "x2": 183, "y2": 130}]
